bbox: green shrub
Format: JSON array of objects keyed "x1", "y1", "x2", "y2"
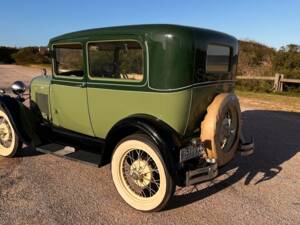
[
  {"x1": 11, "y1": 47, "x2": 50, "y2": 65},
  {"x1": 0, "y1": 46, "x2": 18, "y2": 64},
  {"x1": 284, "y1": 84, "x2": 300, "y2": 94},
  {"x1": 236, "y1": 80, "x2": 273, "y2": 93},
  {"x1": 272, "y1": 45, "x2": 300, "y2": 79}
]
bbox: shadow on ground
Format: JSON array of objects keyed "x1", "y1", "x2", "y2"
[
  {"x1": 16, "y1": 145, "x2": 42, "y2": 158},
  {"x1": 169, "y1": 109, "x2": 300, "y2": 210}
]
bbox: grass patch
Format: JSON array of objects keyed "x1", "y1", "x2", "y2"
[
  {"x1": 236, "y1": 79, "x2": 273, "y2": 93},
  {"x1": 236, "y1": 90, "x2": 300, "y2": 108},
  {"x1": 236, "y1": 79, "x2": 300, "y2": 97},
  {"x1": 236, "y1": 90, "x2": 300, "y2": 112}
]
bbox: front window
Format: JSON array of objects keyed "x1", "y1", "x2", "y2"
[
  {"x1": 88, "y1": 41, "x2": 143, "y2": 81},
  {"x1": 54, "y1": 44, "x2": 84, "y2": 77}
]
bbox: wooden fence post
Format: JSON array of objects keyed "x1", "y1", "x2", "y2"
[
  {"x1": 273, "y1": 73, "x2": 284, "y2": 92},
  {"x1": 279, "y1": 74, "x2": 284, "y2": 92}
]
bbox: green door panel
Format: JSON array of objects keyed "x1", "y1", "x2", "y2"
[
  {"x1": 50, "y1": 84, "x2": 94, "y2": 136},
  {"x1": 87, "y1": 87, "x2": 191, "y2": 139}
]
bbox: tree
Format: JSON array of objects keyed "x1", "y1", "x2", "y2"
[
  {"x1": 273, "y1": 44, "x2": 300, "y2": 79},
  {"x1": 0, "y1": 46, "x2": 18, "y2": 64},
  {"x1": 238, "y1": 40, "x2": 275, "y2": 77}
]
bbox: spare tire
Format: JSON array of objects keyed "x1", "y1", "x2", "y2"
[{"x1": 200, "y1": 93, "x2": 241, "y2": 166}]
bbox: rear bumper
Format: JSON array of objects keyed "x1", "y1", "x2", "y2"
[
  {"x1": 185, "y1": 162, "x2": 218, "y2": 186},
  {"x1": 179, "y1": 141, "x2": 218, "y2": 186},
  {"x1": 179, "y1": 134, "x2": 254, "y2": 186}
]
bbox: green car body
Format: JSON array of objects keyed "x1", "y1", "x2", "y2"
[
  {"x1": 0, "y1": 24, "x2": 256, "y2": 211},
  {"x1": 0, "y1": 24, "x2": 243, "y2": 192},
  {"x1": 30, "y1": 24, "x2": 238, "y2": 141}
]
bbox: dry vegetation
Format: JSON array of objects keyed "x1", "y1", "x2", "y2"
[{"x1": 237, "y1": 91, "x2": 300, "y2": 112}]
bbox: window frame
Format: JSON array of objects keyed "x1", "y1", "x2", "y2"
[
  {"x1": 205, "y1": 44, "x2": 232, "y2": 74},
  {"x1": 51, "y1": 42, "x2": 85, "y2": 81},
  {"x1": 86, "y1": 39, "x2": 146, "y2": 85}
]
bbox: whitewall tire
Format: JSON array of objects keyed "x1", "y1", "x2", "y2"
[
  {"x1": 111, "y1": 134, "x2": 174, "y2": 212},
  {"x1": 0, "y1": 108, "x2": 21, "y2": 157}
]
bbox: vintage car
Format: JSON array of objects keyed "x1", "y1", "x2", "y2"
[{"x1": 0, "y1": 24, "x2": 253, "y2": 211}]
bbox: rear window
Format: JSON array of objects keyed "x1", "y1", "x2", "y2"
[
  {"x1": 206, "y1": 45, "x2": 230, "y2": 73},
  {"x1": 88, "y1": 41, "x2": 143, "y2": 82}
]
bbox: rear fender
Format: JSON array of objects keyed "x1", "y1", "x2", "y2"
[
  {"x1": 0, "y1": 95, "x2": 41, "y2": 146},
  {"x1": 105, "y1": 114, "x2": 184, "y2": 185}
]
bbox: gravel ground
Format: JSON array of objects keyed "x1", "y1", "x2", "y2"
[
  {"x1": 0, "y1": 64, "x2": 44, "y2": 90},
  {"x1": 0, "y1": 65, "x2": 299, "y2": 225}
]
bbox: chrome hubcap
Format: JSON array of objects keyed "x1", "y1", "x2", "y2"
[
  {"x1": 220, "y1": 110, "x2": 237, "y2": 151},
  {"x1": 122, "y1": 149, "x2": 160, "y2": 198},
  {"x1": 130, "y1": 159, "x2": 152, "y2": 187}
]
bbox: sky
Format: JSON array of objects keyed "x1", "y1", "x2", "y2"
[{"x1": 1, "y1": 0, "x2": 299, "y2": 48}]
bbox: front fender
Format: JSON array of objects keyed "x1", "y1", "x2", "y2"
[{"x1": 0, "y1": 95, "x2": 41, "y2": 146}]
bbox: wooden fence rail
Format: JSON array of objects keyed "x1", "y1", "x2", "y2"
[{"x1": 236, "y1": 74, "x2": 300, "y2": 92}]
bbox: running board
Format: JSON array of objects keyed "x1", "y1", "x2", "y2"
[{"x1": 36, "y1": 143, "x2": 102, "y2": 167}]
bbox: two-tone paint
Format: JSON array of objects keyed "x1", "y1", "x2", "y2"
[{"x1": 30, "y1": 24, "x2": 238, "y2": 143}]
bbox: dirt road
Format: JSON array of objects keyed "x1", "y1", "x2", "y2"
[
  {"x1": 0, "y1": 64, "x2": 45, "y2": 89},
  {"x1": 0, "y1": 65, "x2": 299, "y2": 225}
]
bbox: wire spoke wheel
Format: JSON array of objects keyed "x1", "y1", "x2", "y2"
[
  {"x1": 122, "y1": 148, "x2": 160, "y2": 198},
  {"x1": 0, "y1": 108, "x2": 20, "y2": 157},
  {"x1": 111, "y1": 134, "x2": 174, "y2": 212},
  {"x1": 0, "y1": 117, "x2": 13, "y2": 148}
]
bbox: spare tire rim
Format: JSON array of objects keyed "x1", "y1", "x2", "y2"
[
  {"x1": 121, "y1": 149, "x2": 160, "y2": 198},
  {"x1": 0, "y1": 116, "x2": 13, "y2": 148},
  {"x1": 220, "y1": 109, "x2": 238, "y2": 152}
]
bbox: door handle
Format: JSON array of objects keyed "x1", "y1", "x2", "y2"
[{"x1": 75, "y1": 83, "x2": 86, "y2": 88}]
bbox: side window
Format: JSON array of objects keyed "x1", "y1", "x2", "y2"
[
  {"x1": 206, "y1": 44, "x2": 230, "y2": 73},
  {"x1": 88, "y1": 41, "x2": 143, "y2": 81},
  {"x1": 54, "y1": 44, "x2": 84, "y2": 77}
]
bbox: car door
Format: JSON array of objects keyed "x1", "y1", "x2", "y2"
[
  {"x1": 50, "y1": 43, "x2": 94, "y2": 136},
  {"x1": 86, "y1": 39, "x2": 146, "y2": 139}
]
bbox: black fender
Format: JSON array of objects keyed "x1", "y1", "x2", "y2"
[
  {"x1": 104, "y1": 114, "x2": 184, "y2": 185},
  {"x1": 0, "y1": 95, "x2": 41, "y2": 146}
]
